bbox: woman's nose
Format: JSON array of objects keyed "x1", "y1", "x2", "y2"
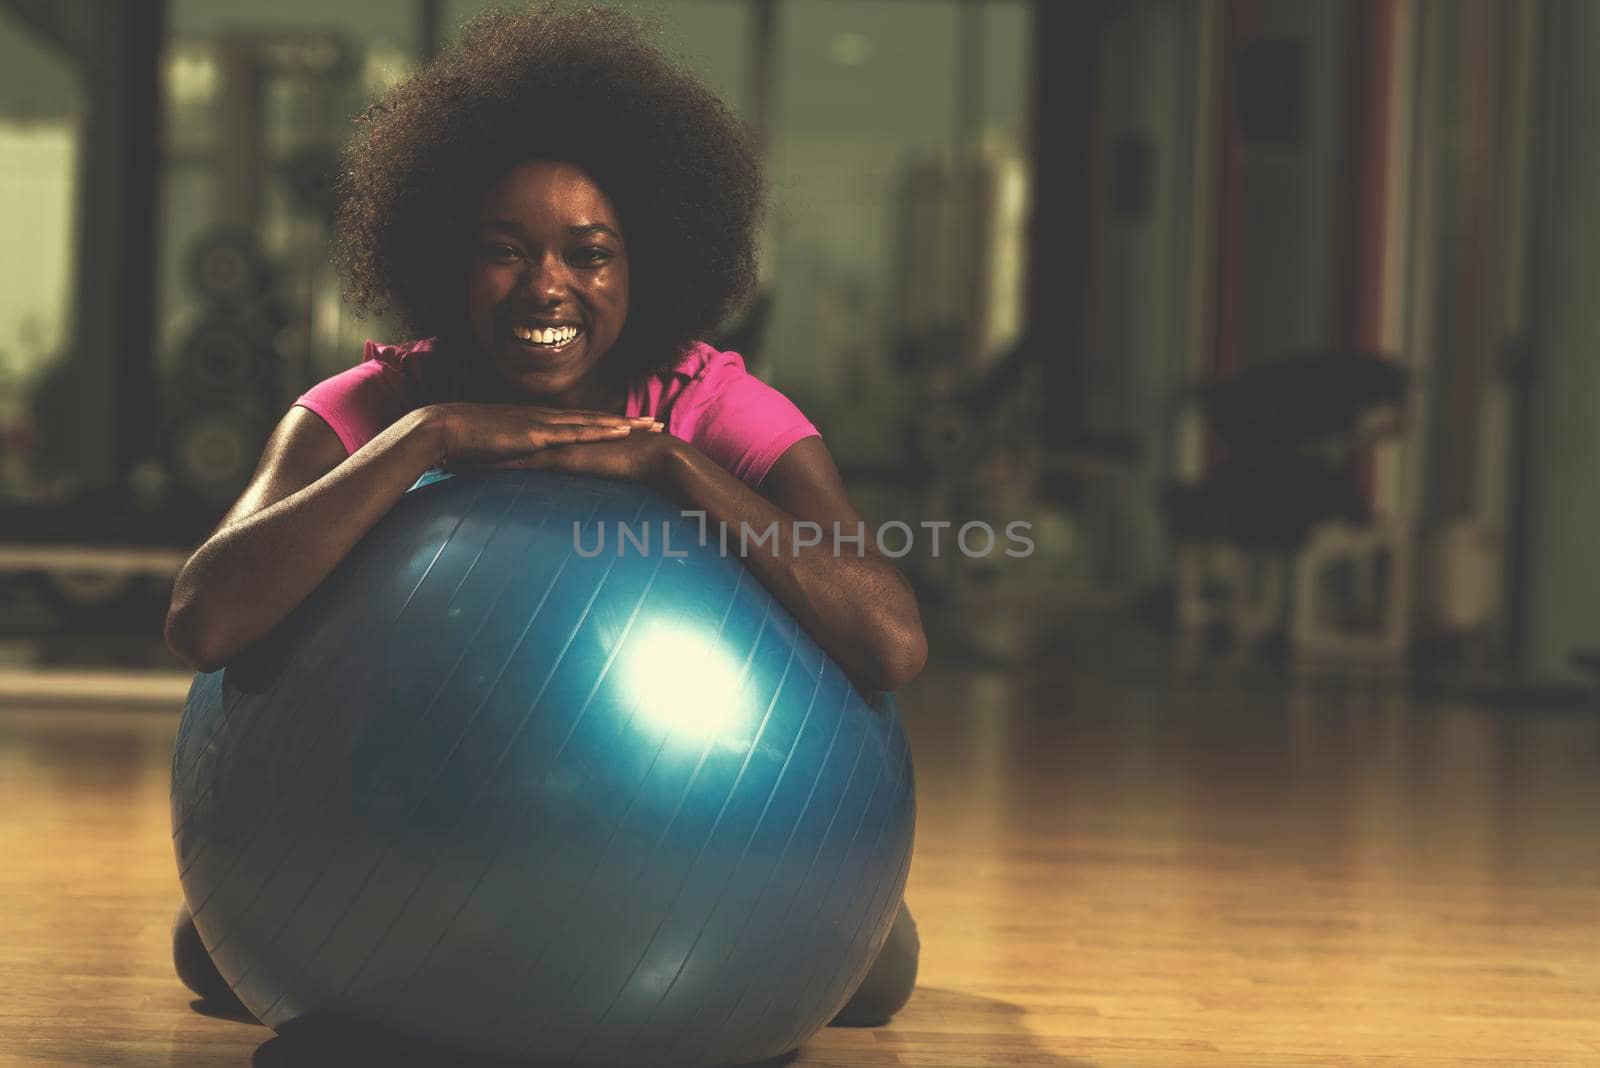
[{"x1": 521, "y1": 254, "x2": 570, "y2": 303}]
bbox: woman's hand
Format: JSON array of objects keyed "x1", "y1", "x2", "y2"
[
  {"x1": 428, "y1": 401, "x2": 677, "y2": 485},
  {"x1": 458, "y1": 427, "x2": 680, "y2": 486},
  {"x1": 426, "y1": 402, "x2": 661, "y2": 467}
]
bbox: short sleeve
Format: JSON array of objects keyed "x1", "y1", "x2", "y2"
[
  {"x1": 666, "y1": 347, "x2": 821, "y2": 486},
  {"x1": 293, "y1": 340, "x2": 417, "y2": 455}
]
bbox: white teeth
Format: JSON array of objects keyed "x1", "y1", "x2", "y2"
[{"x1": 515, "y1": 325, "x2": 580, "y2": 345}]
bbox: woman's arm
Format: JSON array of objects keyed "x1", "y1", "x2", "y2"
[
  {"x1": 489, "y1": 434, "x2": 928, "y2": 691},
  {"x1": 165, "y1": 407, "x2": 447, "y2": 672},
  {"x1": 165, "y1": 404, "x2": 658, "y2": 672},
  {"x1": 667, "y1": 437, "x2": 928, "y2": 692}
]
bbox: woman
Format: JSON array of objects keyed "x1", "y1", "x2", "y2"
[{"x1": 167, "y1": 3, "x2": 923, "y2": 1030}]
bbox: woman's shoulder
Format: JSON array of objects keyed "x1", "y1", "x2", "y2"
[
  {"x1": 665, "y1": 339, "x2": 736, "y2": 380},
  {"x1": 306, "y1": 337, "x2": 445, "y2": 389},
  {"x1": 293, "y1": 338, "x2": 450, "y2": 455},
  {"x1": 361, "y1": 336, "x2": 450, "y2": 385},
  {"x1": 655, "y1": 340, "x2": 781, "y2": 400},
  {"x1": 654, "y1": 341, "x2": 821, "y2": 485}
]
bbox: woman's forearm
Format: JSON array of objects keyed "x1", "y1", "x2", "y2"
[
  {"x1": 656, "y1": 443, "x2": 927, "y2": 691},
  {"x1": 165, "y1": 409, "x2": 448, "y2": 672}
]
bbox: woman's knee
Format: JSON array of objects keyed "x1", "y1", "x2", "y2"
[
  {"x1": 172, "y1": 902, "x2": 244, "y2": 1010},
  {"x1": 830, "y1": 902, "x2": 919, "y2": 1026}
]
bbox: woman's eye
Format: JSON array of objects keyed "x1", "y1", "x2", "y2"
[
  {"x1": 483, "y1": 244, "x2": 520, "y2": 260},
  {"x1": 571, "y1": 246, "x2": 612, "y2": 266}
]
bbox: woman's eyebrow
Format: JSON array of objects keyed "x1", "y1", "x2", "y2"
[
  {"x1": 568, "y1": 222, "x2": 621, "y2": 241},
  {"x1": 478, "y1": 218, "x2": 620, "y2": 241}
]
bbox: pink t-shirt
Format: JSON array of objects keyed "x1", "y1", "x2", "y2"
[{"x1": 293, "y1": 338, "x2": 820, "y2": 487}]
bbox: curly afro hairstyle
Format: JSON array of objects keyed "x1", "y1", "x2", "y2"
[{"x1": 332, "y1": 3, "x2": 763, "y2": 381}]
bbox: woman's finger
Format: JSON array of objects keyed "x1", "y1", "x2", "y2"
[
  {"x1": 527, "y1": 408, "x2": 660, "y2": 428},
  {"x1": 544, "y1": 414, "x2": 659, "y2": 429},
  {"x1": 544, "y1": 424, "x2": 633, "y2": 443}
]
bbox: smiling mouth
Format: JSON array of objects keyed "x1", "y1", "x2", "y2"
[{"x1": 510, "y1": 324, "x2": 584, "y2": 353}]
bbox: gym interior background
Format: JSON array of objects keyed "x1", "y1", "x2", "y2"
[{"x1": 2, "y1": 1, "x2": 1597, "y2": 1066}]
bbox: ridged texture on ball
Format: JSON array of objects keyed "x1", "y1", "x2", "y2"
[{"x1": 171, "y1": 471, "x2": 915, "y2": 1067}]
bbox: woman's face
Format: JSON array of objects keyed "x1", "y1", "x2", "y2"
[{"x1": 465, "y1": 160, "x2": 630, "y2": 405}]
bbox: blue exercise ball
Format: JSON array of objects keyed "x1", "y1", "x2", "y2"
[{"x1": 171, "y1": 470, "x2": 915, "y2": 1067}]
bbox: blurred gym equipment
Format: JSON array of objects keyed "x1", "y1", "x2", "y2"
[{"x1": 1165, "y1": 350, "x2": 1409, "y2": 656}]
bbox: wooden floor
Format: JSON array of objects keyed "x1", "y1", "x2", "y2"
[{"x1": 3, "y1": 619, "x2": 1598, "y2": 1067}]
